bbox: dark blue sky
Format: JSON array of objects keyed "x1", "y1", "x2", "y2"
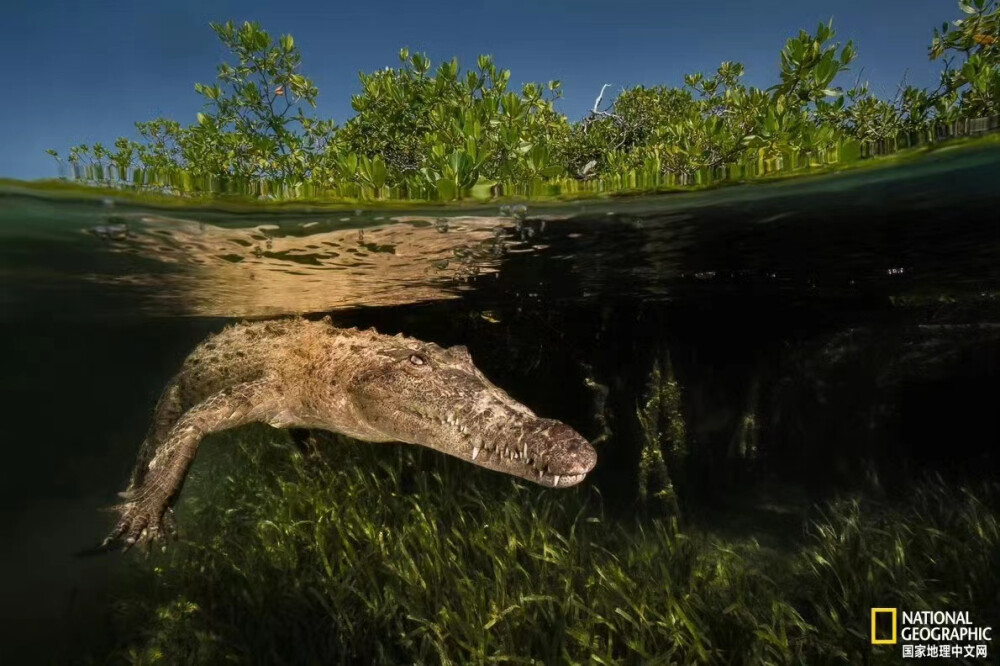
[{"x1": 2, "y1": 0, "x2": 955, "y2": 179}]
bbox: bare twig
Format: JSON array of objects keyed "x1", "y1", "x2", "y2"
[
  {"x1": 851, "y1": 66, "x2": 867, "y2": 98},
  {"x1": 592, "y1": 83, "x2": 612, "y2": 114},
  {"x1": 582, "y1": 83, "x2": 624, "y2": 134},
  {"x1": 894, "y1": 69, "x2": 910, "y2": 107}
]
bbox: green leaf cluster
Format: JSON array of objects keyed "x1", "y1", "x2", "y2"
[{"x1": 49, "y1": 2, "x2": 1000, "y2": 201}]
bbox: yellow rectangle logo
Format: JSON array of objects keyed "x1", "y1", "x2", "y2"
[{"x1": 871, "y1": 608, "x2": 898, "y2": 644}]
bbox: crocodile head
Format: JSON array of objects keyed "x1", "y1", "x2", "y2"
[{"x1": 349, "y1": 335, "x2": 597, "y2": 488}]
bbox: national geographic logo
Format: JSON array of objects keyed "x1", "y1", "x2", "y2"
[
  {"x1": 871, "y1": 608, "x2": 897, "y2": 645},
  {"x1": 872, "y1": 608, "x2": 993, "y2": 660}
]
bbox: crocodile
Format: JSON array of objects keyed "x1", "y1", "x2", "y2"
[{"x1": 102, "y1": 316, "x2": 597, "y2": 551}]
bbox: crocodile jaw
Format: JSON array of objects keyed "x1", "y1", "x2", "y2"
[
  {"x1": 455, "y1": 418, "x2": 596, "y2": 487},
  {"x1": 404, "y1": 413, "x2": 597, "y2": 488}
]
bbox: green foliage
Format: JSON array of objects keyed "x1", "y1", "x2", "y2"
[
  {"x1": 771, "y1": 20, "x2": 855, "y2": 108},
  {"x1": 97, "y1": 429, "x2": 1000, "y2": 664},
  {"x1": 930, "y1": 0, "x2": 1000, "y2": 119},
  {"x1": 134, "y1": 119, "x2": 186, "y2": 174},
  {"x1": 331, "y1": 50, "x2": 568, "y2": 198},
  {"x1": 185, "y1": 21, "x2": 322, "y2": 181},
  {"x1": 51, "y1": 2, "x2": 1000, "y2": 202}
]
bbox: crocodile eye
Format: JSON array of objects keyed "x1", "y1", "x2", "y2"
[{"x1": 409, "y1": 353, "x2": 426, "y2": 366}]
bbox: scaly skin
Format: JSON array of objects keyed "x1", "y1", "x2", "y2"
[{"x1": 103, "y1": 316, "x2": 597, "y2": 551}]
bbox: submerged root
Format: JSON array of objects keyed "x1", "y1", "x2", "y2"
[{"x1": 637, "y1": 349, "x2": 687, "y2": 516}]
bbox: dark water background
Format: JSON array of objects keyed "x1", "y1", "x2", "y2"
[{"x1": 1, "y1": 146, "x2": 999, "y2": 662}]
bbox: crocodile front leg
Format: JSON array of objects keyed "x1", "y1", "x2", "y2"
[{"x1": 104, "y1": 378, "x2": 282, "y2": 551}]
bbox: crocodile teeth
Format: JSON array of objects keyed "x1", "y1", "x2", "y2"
[
  {"x1": 472, "y1": 446, "x2": 480, "y2": 461},
  {"x1": 538, "y1": 470, "x2": 544, "y2": 479},
  {"x1": 553, "y1": 475, "x2": 561, "y2": 486},
  {"x1": 522, "y1": 443, "x2": 528, "y2": 458}
]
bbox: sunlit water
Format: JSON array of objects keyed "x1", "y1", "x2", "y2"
[{"x1": 2, "y1": 145, "x2": 999, "y2": 661}]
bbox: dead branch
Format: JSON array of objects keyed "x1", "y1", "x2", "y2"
[
  {"x1": 592, "y1": 83, "x2": 612, "y2": 114},
  {"x1": 582, "y1": 83, "x2": 624, "y2": 134}
]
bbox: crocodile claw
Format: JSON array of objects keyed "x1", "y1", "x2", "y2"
[{"x1": 102, "y1": 497, "x2": 176, "y2": 553}]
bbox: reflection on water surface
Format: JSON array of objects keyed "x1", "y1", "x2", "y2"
[{"x1": 84, "y1": 213, "x2": 527, "y2": 316}]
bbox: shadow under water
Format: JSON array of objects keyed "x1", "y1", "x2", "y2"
[{"x1": 1, "y1": 144, "x2": 999, "y2": 663}]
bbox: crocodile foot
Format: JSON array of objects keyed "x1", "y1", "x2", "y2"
[{"x1": 102, "y1": 497, "x2": 178, "y2": 553}]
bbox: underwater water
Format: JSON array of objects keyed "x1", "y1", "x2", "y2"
[{"x1": 2, "y1": 145, "x2": 1000, "y2": 664}]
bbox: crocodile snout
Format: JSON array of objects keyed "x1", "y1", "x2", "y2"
[{"x1": 544, "y1": 422, "x2": 597, "y2": 476}]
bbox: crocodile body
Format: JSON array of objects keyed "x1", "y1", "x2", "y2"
[{"x1": 104, "y1": 316, "x2": 597, "y2": 550}]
